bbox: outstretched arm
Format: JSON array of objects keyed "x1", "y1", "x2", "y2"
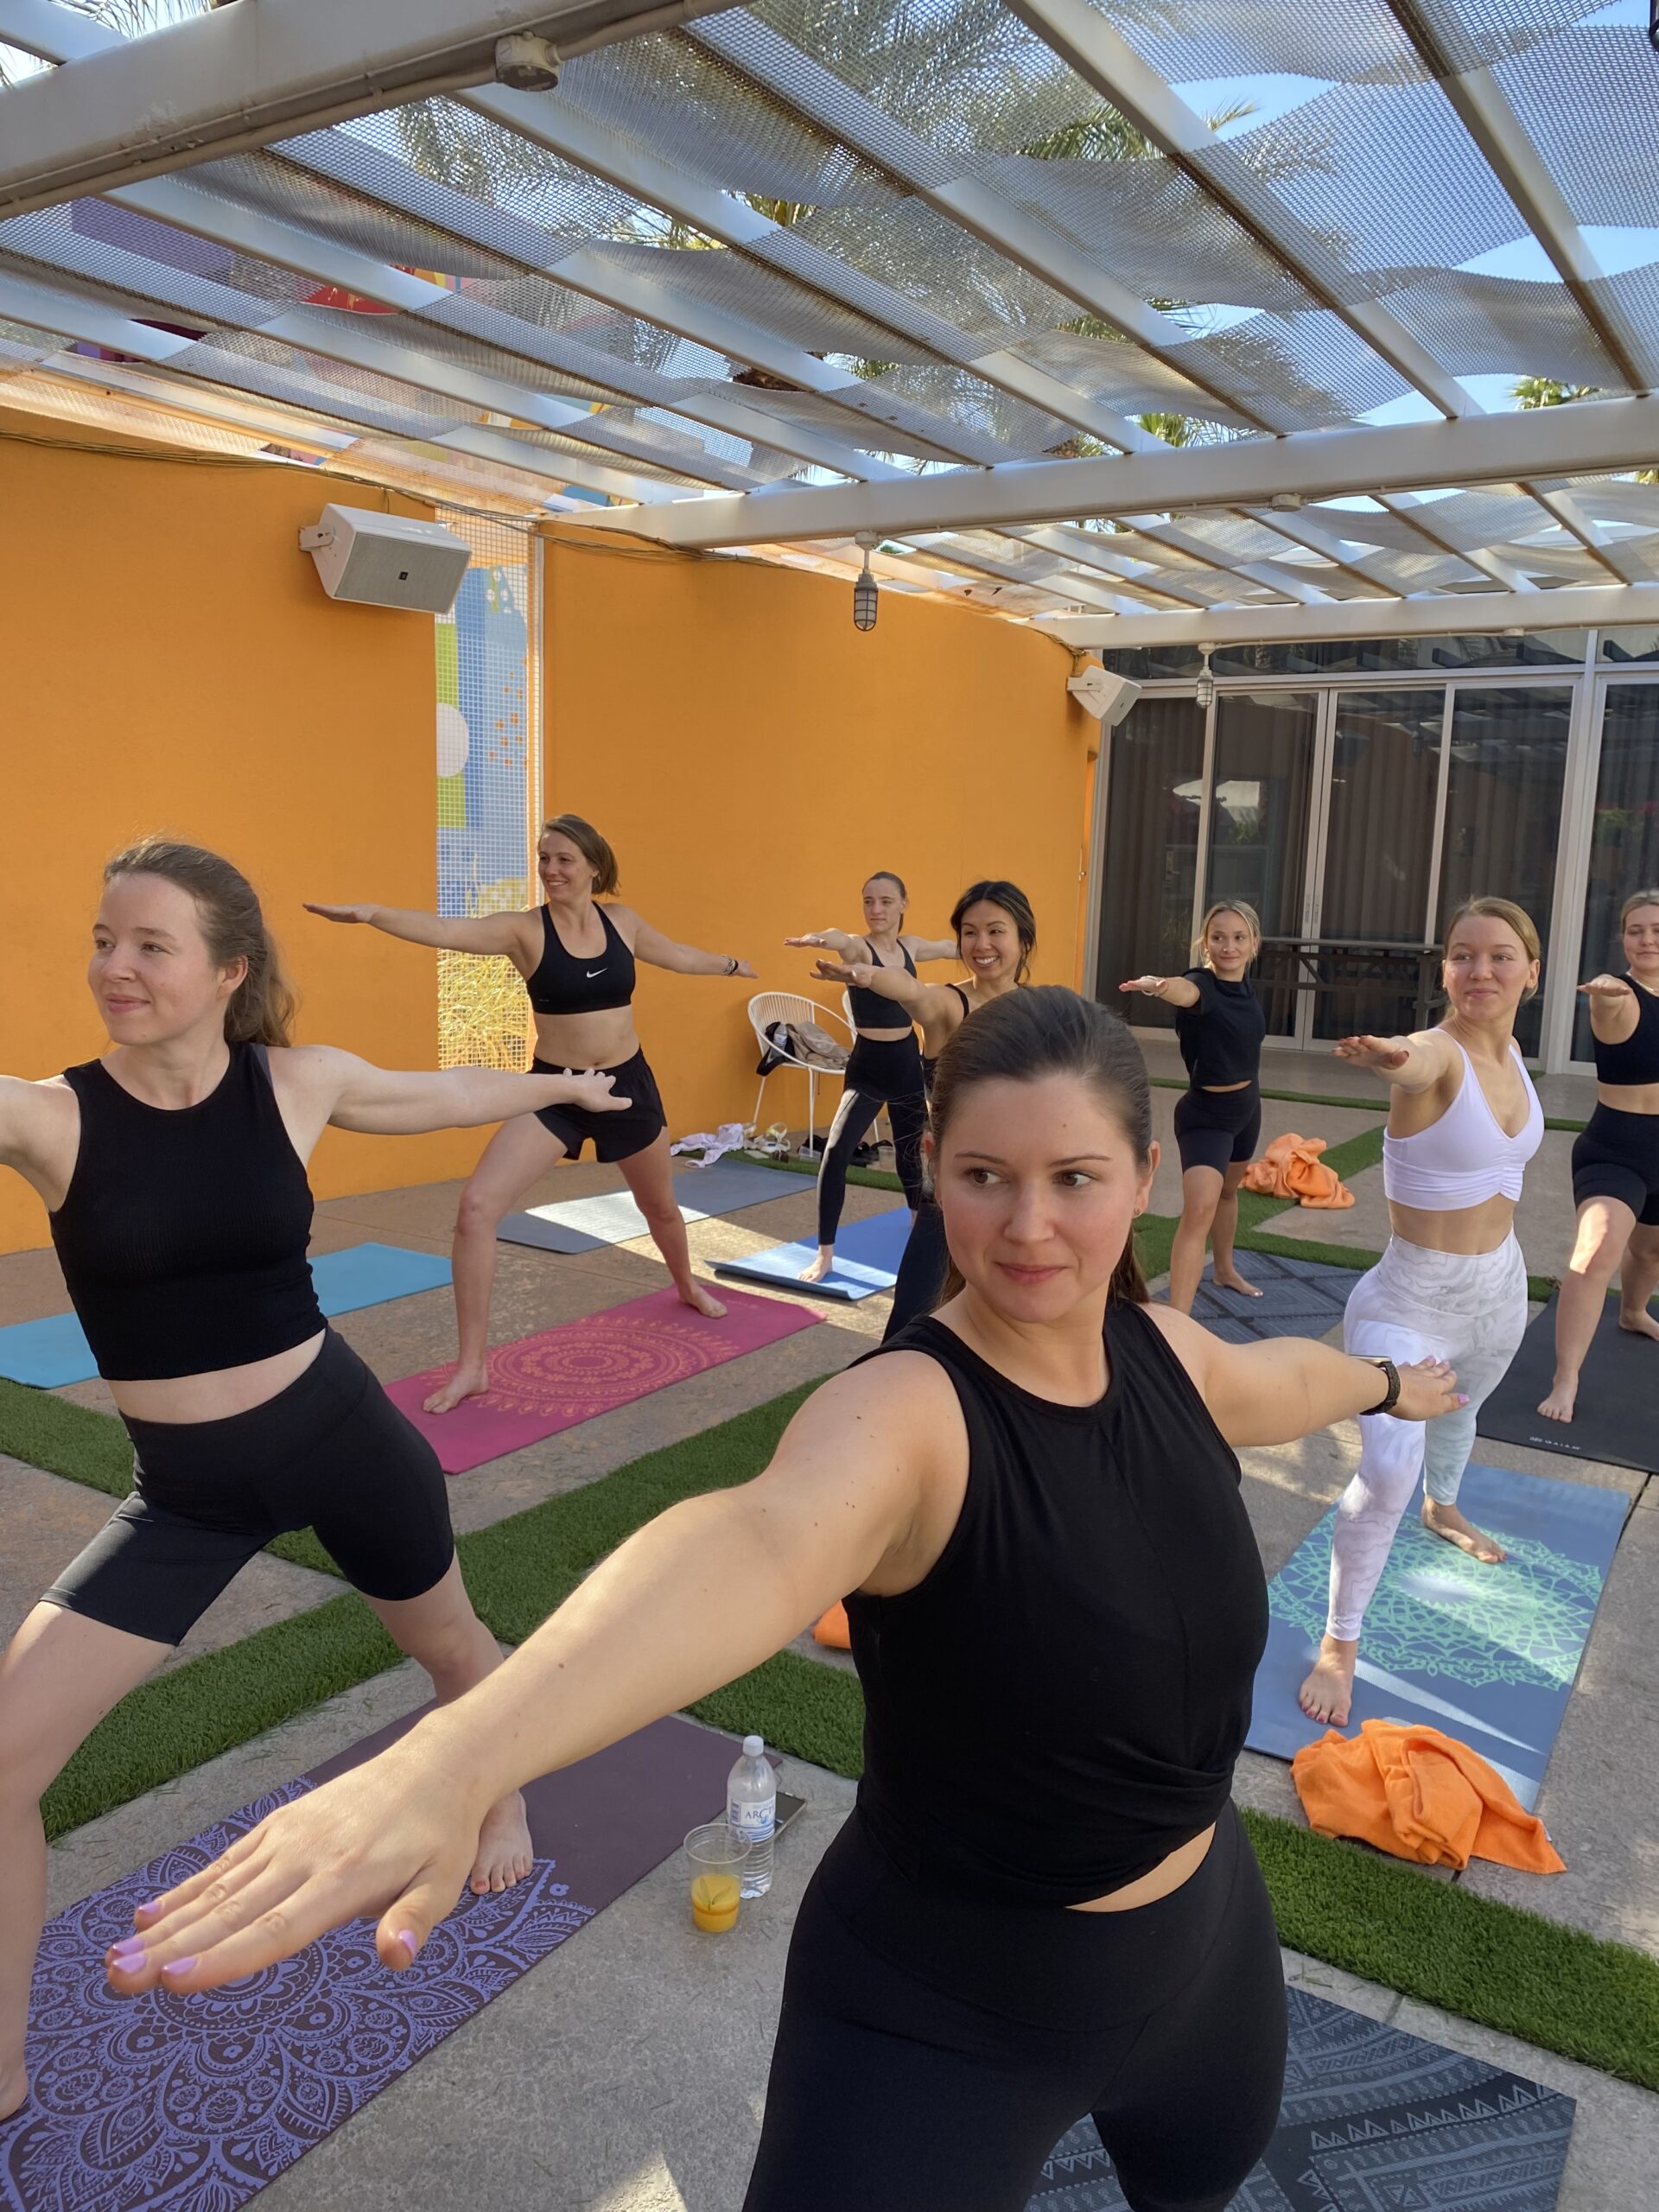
[
  {"x1": 107, "y1": 1358, "x2": 943, "y2": 1991},
  {"x1": 1119, "y1": 973, "x2": 1201, "y2": 1009},
  {"x1": 903, "y1": 935, "x2": 963, "y2": 966},
  {"x1": 304, "y1": 902, "x2": 531, "y2": 960},
  {"x1": 1147, "y1": 1305, "x2": 1465, "y2": 1448},
  {"x1": 1580, "y1": 975, "x2": 1639, "y2": 1045},
  {"x1": 621, "y1": 908, "x2": 755, "y2": 980},
  {"x1": 278, "y1": 1046, "x2": 628, "y2": 1139},
  {"x1": 783, "y1": 928, "x2": 868, "y2": 959},
  {"x1": 1332, "y1": 1026, "x2": 1458, "y2": 1096},
  {"x1": 810, "y1": 956, "x2": 936, "y2": 1019}
]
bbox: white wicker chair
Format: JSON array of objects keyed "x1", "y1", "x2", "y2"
[{"x1": 747, "y1": 992, "x2": 854, "y2": 1154}]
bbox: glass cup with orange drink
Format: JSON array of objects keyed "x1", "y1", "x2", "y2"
[{"x1": 684, "y1": 1821, "x2": 751, "y2": 1933}]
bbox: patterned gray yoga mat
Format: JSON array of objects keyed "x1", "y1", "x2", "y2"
[
  {"x1": 1029, "y1": 1986, "x2": 1573, "y2": 2209},
  {"x1": 1186, "y1": 1251, "x2": 1359, "y2": 1344}
]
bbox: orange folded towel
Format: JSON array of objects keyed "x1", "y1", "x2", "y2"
[
  {"x1": 1292, "y1": 1720, "x2": 1564, "y2": 1873},
  {"x1": 1240, "y1": 1130, "x2": 1355, "y2": 1210},
  {"x1": 813, "y1": 1600, "x2": 851, "y2": 1649}
]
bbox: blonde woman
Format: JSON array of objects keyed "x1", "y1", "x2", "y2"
[
  {"x1": 307, "y1": 814, "x2": 755, "y2": 1413},
  {"x1": 1540, "y1": 888, "x2": 1659, "y2": 1422},
  {"x1": 1121, "y1": 902, "x2": 1266, "y2": 1313},
  {"x1": 1300, "y1": 898, "x2": 1544, "y2": 1727}
]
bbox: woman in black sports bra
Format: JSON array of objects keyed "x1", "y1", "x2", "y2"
[
  {"x1": 0, "y1": 838, "x2": 626, "y2": 2127},
  {"x1": 813, "y1": 879, "x2": 1036, "y2": 1339},
  {"x1": 307, "y1": 813, "x2": 754, "y2": 1414},
  {"x1": 784, "y1": 869, "x2": 956, "y2": 1282},
  {"x1": 1540, "y1": 886, "x2": 1659, "y2": 1424},
  {"x1": 118, "y1": 987, "x2": 1463, "y2": 2211}
]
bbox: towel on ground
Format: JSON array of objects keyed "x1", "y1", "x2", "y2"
[
  {"x1": 1242, "y1": 1132, "x2": 1356, "y2": 1210},
  {"x1": 1292, "y1": 1719, "x2": 1565, "y2": 1873},
  {"x1": 813, "y1": 1601, "x2": 851, "y2": 1649}
]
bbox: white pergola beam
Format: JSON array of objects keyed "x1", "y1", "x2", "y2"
[
  {"x1": 1047, "y1": 582, "x2": 1659, "y2": 649},
  {"x1": 556, "y1": 396, "x2": 1659, "y2": 546},
  {"x1": 0, "y1": 0, "x2": 740, "y2": 216}
]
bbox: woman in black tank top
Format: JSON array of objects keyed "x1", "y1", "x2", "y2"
[
  {"x1": 118, "y1": 988, "x2": 1465, "y2": 2212},
  {"x1": 0, "y1": 839, "x2": 632, "y2": 2128},
  {"x1": 1541, "y1": 887, "x2": 1659, "y2": 1424},
  {"x1": 306, "y1": 812, "x2": 755, "y2": 1415},
  {"x1": 784, "y1": 869, "x2": 956, "y2": 1282}
]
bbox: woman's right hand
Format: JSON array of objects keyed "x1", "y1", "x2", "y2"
[
  {"x1": 560, "y1": 1070, "x2": 631, "y2": 1115},
  {"x1": 106, "y1": 1737, "x2": 484, "y2": 1992},
  {"x1": 785, "y1": 931, "x2": 836, "y2": 950},
  {"x1": 303, "y1": 902, "x2": 378, "y2": 925},
  {"x1": 1119, "y1": 976, "x2": 1166, "y2": 997},
  {"x1": 1333, "y1": 1033, "x2": 1409, "y2": 1071}
]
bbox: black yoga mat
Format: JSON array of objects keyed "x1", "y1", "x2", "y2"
[
  {"x1": 1029, "y1": 1986, "x2": 1573, "y2": 2210},
  {"x1": 1478, "y1": 1289, "x2": 1659, "y2": 1471}
]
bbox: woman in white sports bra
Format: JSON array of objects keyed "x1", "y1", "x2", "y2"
[{"x1": 1299, "y1": 897, "x2": 1544, "y2": 1728}]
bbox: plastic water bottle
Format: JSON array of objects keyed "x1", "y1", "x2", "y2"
[{"x1": 727, "y1": 1734, "x2": 776, "y2": 1897}]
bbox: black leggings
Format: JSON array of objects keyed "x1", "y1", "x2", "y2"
[
  {"x1": 745, "y1": 1802, "x2": 1285, "y2": 2212},
  {"x1": 817, "y1": 1034, "x2": 928, "y2": 1245},
  {"x1": 882, "y1": 1199, "x2": 950, "y2": 1338}
]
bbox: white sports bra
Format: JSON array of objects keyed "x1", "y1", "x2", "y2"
[{"x1": 1382, "y1": 1039, "x2": 1543, "y2": 1211}]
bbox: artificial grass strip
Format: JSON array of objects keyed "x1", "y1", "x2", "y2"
[
  {"x1": 1148, "y1": 1074, "x2": 1590, "y2": 1136},
  {"x1": 740, "y1": 1151, "x2": 906, "y2": 1192}
]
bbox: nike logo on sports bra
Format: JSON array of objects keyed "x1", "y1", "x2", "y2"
[{"x1": 586, "y1": 967, "x2": 606, "y2": 976}]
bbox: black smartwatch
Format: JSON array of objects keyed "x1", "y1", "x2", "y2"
[{"x1": 1366, "y1": 1356, "x2": 1402, "y2": 1417}]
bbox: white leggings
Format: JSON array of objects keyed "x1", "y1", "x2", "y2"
[{"x1": 1326, "y1": 1233, "x2": 1529, "y2": 1643}]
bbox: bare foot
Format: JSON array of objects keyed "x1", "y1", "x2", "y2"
[
  {"x1": 1537, "y1": 1376, "x2": 1578, "y2": 1423},
  {"x1": 798, "y1": 1249, "x2": 835, "y2": 1284},
  {"x1": 469, "y1": 1791, "x2": 535, "y2": 1896},
  {"x1": 680, "y1": 1281, "x2": 727, "y2": 1319},
  {"x1": 1212, "y1": 1267, "x2": 1263, "y2": 1298},
  {"x1": 423, "y1": 1361, "x2": 491, "y2": 1416},
  {"x1": 1619, "y1": 1306, "x2": 1659, "y2": 1344},
  {"x1": 1298, "y1": 1636, "x2": 1357, "y2": 1726},
  {"x1": 1421, "y1": 1497, "x2": 1507, "y2": 1563},
  {"x1": 0, "y1": 2064, "x2": 27, "y2": 2125}
]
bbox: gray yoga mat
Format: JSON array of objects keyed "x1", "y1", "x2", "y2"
[
  {"x1": 1477, "y1": 1289, "x2": 1659, "y2": 1472},
  {"x1": 499, "y1": 1158, "x2": 791, "y2": 1253},
  {"x1": 1185, "y1": 1250, "x2": 1359, "y2": 1344}
]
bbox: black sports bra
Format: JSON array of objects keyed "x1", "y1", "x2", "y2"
[
  {"x1": 1593, "y1": 976, "x2": 1659, "y2": 1087},
  {"x1": 848, "y1": 939, "x2": 917, "y2": 1031},
  {"x1": 525, "y1": 904, "x2": 635, "y2": 1017},
  {"x1": 921, "y1": 983, "x2": 971, "y2": 1092}
]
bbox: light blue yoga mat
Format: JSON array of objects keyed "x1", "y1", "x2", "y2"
[
  {"x1": 1246, "y1": 1461, "x2": 1630, "y2": 1808},
  {"x1": 498, "y1": 1159, "x2": 791, "y2": 1255},
  {"x1": 0, "y1": 1243, "x2": 453, "y2": 1389},
  {"x1": 713, "y1": 1205, "x2": 913, "y2": 1302}
]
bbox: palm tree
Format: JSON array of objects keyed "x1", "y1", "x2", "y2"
[{"x1": 1516, "y1": 378, "x2": 1655, "y2": 482}]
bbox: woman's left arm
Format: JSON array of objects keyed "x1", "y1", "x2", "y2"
[
  {"x1": 615, "y1": 906, "x2": 755, "y2": 980},
  {"x1": 1146, "y1": 1306, "x2": 1465, "y2": 1448},
  {"x1": 279, "y1": 1047, "x2": 626, "y2": 1139}
]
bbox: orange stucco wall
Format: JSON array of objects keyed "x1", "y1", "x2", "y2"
[
  {"x1": 541, "y1": 531, "x2": 1095, "y2": 1138},
  {"x1": 0, "y1": 408, "x2": 478, "y2": 1256}
]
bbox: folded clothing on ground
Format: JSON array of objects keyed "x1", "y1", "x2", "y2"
[
  {"x1": 1242, "y1": 1132, "x2": 1356, "y2": 1210},
  {"x1": 1292, "y1": 1719, "x2": 1565, "y2": 1873}
]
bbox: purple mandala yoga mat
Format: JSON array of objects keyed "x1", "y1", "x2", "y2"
[{"x1": 3, "y1": 1713, "x2": 735, "y2": 2212}]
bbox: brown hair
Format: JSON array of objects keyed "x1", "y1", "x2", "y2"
[
  {"x1": 865, "y1": 870, "x2": 908, "y2": 899},
  {"x1": 540, "y1": 813, "x2": 619, "y2": 897},
  {"x1": 1444, "y1": 895, "x2": 1541, "y2": 1001},
  {"x1": 1192, "y1": 899, "x2": 1261, "y2": 968},
  {"x1": 1620, "y1": 888, "x2": 1659, "y2": 930},
  {"x1": 950, "y1": 879, "x2": 1037, "y2": 983},
  {"x1": 928, "y1": 985, "x2": 1151, "y2": 1311},
  {"x1": 103, "y1": 838, "x2": 297, "y2": 1046}
]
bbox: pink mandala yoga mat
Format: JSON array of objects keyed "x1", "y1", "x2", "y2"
[{"x1": 387, "y1": 1285, "x2": 821, "y2": 1472}]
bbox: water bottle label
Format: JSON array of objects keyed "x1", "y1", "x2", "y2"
[{"x1": 729, "y1": 1798, "x2": 775, "y2": 1842}]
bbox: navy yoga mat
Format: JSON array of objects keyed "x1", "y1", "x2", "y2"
[
  {"x1": 1028, "y1": 1986, "x2": 1573, "y2": 2210},
  {"x1": 498, "y1": 1158, "x2": 790, "y2": 1254},
  {"x1": 1478, "y1": 1289, "x2": 1659, "y2": 1472},
  {"x1": 1186, "y1": 1251, "x2": 1357, "y2": 1343},
  {"x1": 0, "y1": 1243, "x2": 453, "y2": 1389},
  {"x1": 1246, "y1": 1461, "x2": 1630, "y2": 1808},
  {"x1": 713, "y1": 1205, "x2": 913, "y2": 1301},
  {"x1": 1, "y1": 1713, "x2": 735, "y2": 2212}
]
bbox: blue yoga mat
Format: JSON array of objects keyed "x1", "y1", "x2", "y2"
[
  {"x1": 1186, "y1": 1251, "x2": 1357, "y2": 1344},
  {"x1": 1246, "y1": 1461, "x2": 1630, "y2": 1807},
  {"x1": 0, "y1": 1243, "x2": 453, "y2": 1389},
  {"x1": 713, "y1": 1205, "x2": 913, "y2": 1302},
  {"x1": 498, "y1": 1159, "x2": 791, "y2": 1255}
]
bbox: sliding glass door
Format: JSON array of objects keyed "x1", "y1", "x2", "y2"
[
  {"x1": 1574, "y1": 682, "x2": 1659, "y2": 1061},
  {"x1": 1093, "y1": 696, "x2": 1205, "y2": 1029},
  {"x1": 1206, "y1": 690, "x2": 1319, "y2": 1035}
]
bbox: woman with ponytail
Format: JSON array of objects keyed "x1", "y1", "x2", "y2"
[
  {"x1": 0, "y1": 839, "x2": 630, "y2": 2126},
  {"x1": 111, "y1": 987, "x2": 1462, "y2": 2212}
]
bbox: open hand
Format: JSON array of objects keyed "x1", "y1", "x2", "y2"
[
  {"x1": 105, "y1": 1738, "x2": 481, "y2": 1995},
  {"x1": 784, "y1": 933, "x2": 836, "y2": 950},
  {"x1": 558, "y1": 1069, "x2": 630, "y2": 1114},
  {"x1": 728, "y1": 960, "x2": 758, "y2": 980},
  {"x1": 1579, "y1": 975, "x2": 1634, "y2": 1001},
  {"x1": 1391, "y1": 1357, "x2": 1467, "y2": 1423},
  {"x1": 812, "y1": 957, "x2": 868, "y2": 988},
  {"x1": 1119, "y1": 976, "x2": 1166, "y2": 996},
  {"x1": 1334, "y1": 1033, "x2": 1409, "y2": 1071},
  {"x1": 303, "y1": 902, "x2": 377, "y2": 925}
]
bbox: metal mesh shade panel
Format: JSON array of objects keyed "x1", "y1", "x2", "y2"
[{"x1": 436, "y1": 512, "x2": 538, "y2": 1072}]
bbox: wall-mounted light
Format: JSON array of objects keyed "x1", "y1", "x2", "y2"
[
  {"x1": 853, "y1": 533, "x2": 879, "y2": 632},
  {"x1": 1195, "y1": 643, "x2": 1216, "y2": 709}
]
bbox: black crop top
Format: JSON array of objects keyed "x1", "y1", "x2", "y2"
[
  {"x1": 845, "y1": 1302, "x2": 1268, "y2": 1906},
  {"x1": 847, "y1": 938, "x2": 917, "y2": 1031},
  {"x1": 1174, "y1": 968, "x2": 1266, "y2": 1088},
  {"x1": 920, "y1": 982, "x2": 972, "y2": 1094},
  {"x1": 49, "y1": 1044, "x2": 323, "y2": 1382},
  {"x1": 1593, "y1": 976, "x2": 1659, "y2": 1086},
  {"x1": 525, "y1": 904, "x2": 635, "y2": 1016}
]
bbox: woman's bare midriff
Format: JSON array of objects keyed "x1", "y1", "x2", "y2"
[
  {"x1": 1199, "y1": 1079, "x2": 1249, "y2": 1093},
  {"x1": 1598, "y1": 1079, "x2": 1659, "y2": 1116},
  {"x1": 1386, "y1": 1195, "x2": 1518, "y2": 1255},
  {"x1": 858, "y1": 1023, "x2": 916, "y2": 1045},
  {"x1": 531, "y1": 1009, "x2": 641, "y2": 1070},
  {"x1": 108, "y1": 1328, "x2": 327, "y2": 1425},
  {"x1": 1067, "y1": 1820, "x2": 1217, "y2": 1912}
]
